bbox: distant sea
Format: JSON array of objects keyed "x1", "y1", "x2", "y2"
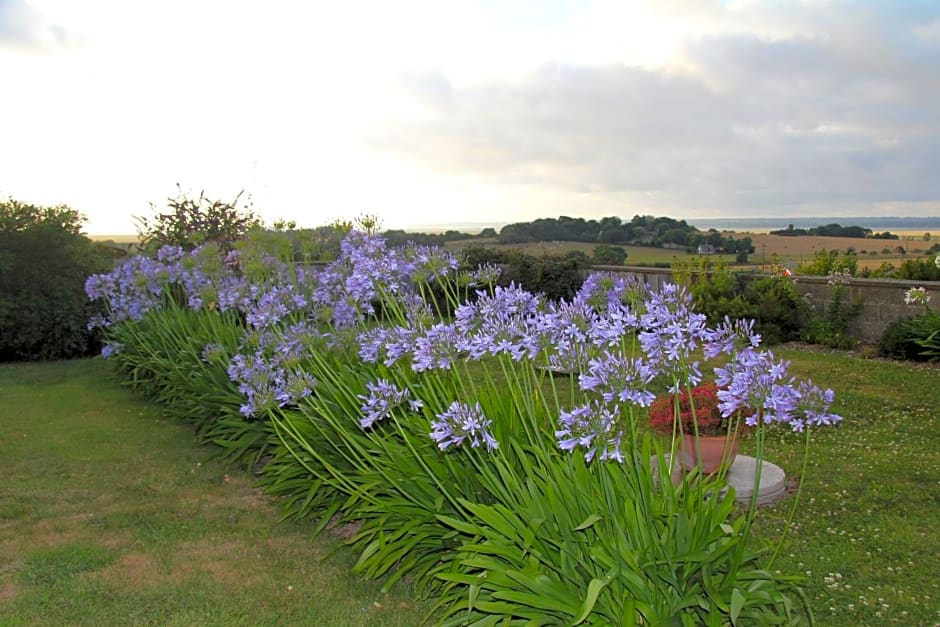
[{"x1": 685, "y1": 216, "x2": 940, "y2": 233}]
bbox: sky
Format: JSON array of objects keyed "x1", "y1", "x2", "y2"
[{"x1": 1, "y1": 0, "x2": 939, "y2": 234}]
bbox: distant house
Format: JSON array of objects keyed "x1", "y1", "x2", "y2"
[{"x1": 697, "y1": 244, "x2": 716, "y2": 255}]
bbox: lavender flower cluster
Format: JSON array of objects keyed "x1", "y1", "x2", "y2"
[
  {"x1": 355, "y1": 273, "x2": 842, "y2": 461},
  {"x1": 89, "y1": 231, "x2": 843, "y2": 460}
]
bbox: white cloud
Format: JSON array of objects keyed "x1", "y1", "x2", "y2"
[
  {"x1": 0, "y1": 0, "x2": 72, "y2": 48},
  {"x1": 1, "y1": 0, "x2": 939, "y2": 232}
]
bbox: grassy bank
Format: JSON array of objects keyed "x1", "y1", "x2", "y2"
[
  {"x1": 747, "y1": 348, "x2": 939, "y2": 625},
  {"x1": 1, "y1": 353, "x2": 938, "y2": 625},
  {"x1": 0, "y1": 359, "x2": 427, "y2": 626}
]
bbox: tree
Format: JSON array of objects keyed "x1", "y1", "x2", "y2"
[
  {"x1": 592, "y1": 245, "x2": 628, "y2": 266},
  {"x1": 135, "y1": 186, "x2": 262, "y2": 252},
  {"x1": 0, "y1": 198, "x2": 114, "y2": 360}
]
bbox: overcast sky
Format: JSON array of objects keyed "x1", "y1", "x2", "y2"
[{"x1": 2, "y1": 0, "x2": 939, "y2": 234}]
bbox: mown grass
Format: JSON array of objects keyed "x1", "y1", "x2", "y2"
[
  {"x1": 746, "y1": 348, "x2": 940, "y2": 625},
  {"x1": 2, "y1": 353, "x2": 938, "y2": 625},
  {"x1": 0, "y1": 359, "x2": 428, "y2": 626}
]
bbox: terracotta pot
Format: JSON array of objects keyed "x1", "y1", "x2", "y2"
[{"x1": 679, "y1": 432, "x2": 739, "y2": 474}]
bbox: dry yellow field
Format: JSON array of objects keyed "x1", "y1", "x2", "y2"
[{"x1": 742, "y1": 233, "x2": 934, "y2": 265}]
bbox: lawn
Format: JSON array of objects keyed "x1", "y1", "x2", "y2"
[
  {"x1": 1, "y1": 352, "x2": 938, "y2": 625},
  {"x1": 0, "y1": 359, "x2": 428, "y2": 626}
]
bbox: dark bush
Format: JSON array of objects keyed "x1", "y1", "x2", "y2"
[
  {"x1": 676, "y1": 259, "x2": 810, "y2": 345},
  {"x1": 136, "y1": 186, "x2": 261, "y2": 253},
  {"x1": 745, "y1": 276, "x2": 813, "y2": 345},
  {"x1": 460, "y1": 246, "x2": 587, "y2": 301},
  {"x1": 0, "y1": 199, "x2": 114, "y2": 361},
  {"x1": 877, "y1": 317, "x2": 929, "y2": 361},
  {"x1": 592, "y1": 245, "x2": 627, "y2": 266}
]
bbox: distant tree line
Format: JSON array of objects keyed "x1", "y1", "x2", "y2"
[
  {"x1": 494, "y1": 215, "x2": 754, "y2": 261},
  {"x1": 770, "y1": 223, "x2": 899, "y2": 239},
  {"x1": 381, "y1": 228, "x2": 496, "y2": 248}
]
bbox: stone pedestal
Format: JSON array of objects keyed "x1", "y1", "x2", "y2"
[
  {"x1": 654, "y1": 454, "x2": 788, "y2": 506},
  {"x1": 722, "y1": 455, "x2": 787, "y2": 505}
]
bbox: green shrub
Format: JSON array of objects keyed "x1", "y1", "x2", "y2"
[
  {"x1": 795, "y1": 249, "x2": 857, "y2": 276},
  {"x1": 0, "y1": 198, "x2": 114, "y2": 361},
  {"x1": 461, "y1": 246, "x2": 587, "y2": 301},
  {"x1": 877, "y1": 317, "x2": 927, "y2": 361},
  {"x1": 592, "y1": 244, "x2": 627, "y2": 266},
  {"x1": 800, "y1": 280, "x2": 862, "y2": 349},
  {"x1": 136, "y1": 186, "x2": 262, "y2": 253},
  {"x1": 676, "y1": 259, "x2": 809, "y2": 345}
]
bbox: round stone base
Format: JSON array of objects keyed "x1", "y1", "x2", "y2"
[
  {"x1": 723, "y1": 455, "x2": 787, "y2": 506},
  {"x1": 653, "y1": 454, "x2": 787, "y2": 506}
]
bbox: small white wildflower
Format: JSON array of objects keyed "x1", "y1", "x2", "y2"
[
  {"x1": 935, "y1": 253, "x2": 940, "y2": 269},
  {"x1": 904, "y1": 286, "x2": 930, "y2": 305}
]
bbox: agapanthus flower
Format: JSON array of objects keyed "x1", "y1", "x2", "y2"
[
  {"x1": 714, "y1": 350, "x2": 799, "y2": 427},
  {"x1": 827, "y1": 269, "x2": 851, "y2": 287},
  {"x1": 639, "y1": 283, "x2": 709, "y2": 388},
  {"x1": 791, "y1": 381, "x2": 843, "y2": 432},
  {"x1": 358, "y1": 378, "x2": 424, "y2": 429},
  {"x1": 578, "y1": 351, "x2": 657, "y2": 407},
  {"x1": 555, "y1": 401, "x2": 624, "y2": 463},
  {"x1": 430, "y1": 401, "x2": 498, "y2": 451},
  {"x1": 227, "y1": 347, "x2": 317, "y2": 418},
  {"x1": 405, "y1": 244, "x2": 460, "y2": 283},
  {"x1": 467, "y1": 263, "x2": 502, "y2": 286},
  {"x1": 245, "y1": 284, "x2": 307, "y2": 329},
  {"x1": 455, "y1": 284, "x2": 543, "y2": 360},
  {"x1": 412, "y1": 323, "x2": 461, "y2": 371},
  {"x1": 575, "y1": 272, "x2": 648, "y2": 316},
  {"x1": 100, "y1": 341, "x2": 122, "y2": 358},
  {"x1": 704, "y1": 317, "x2": 762, "y2": 360},
  {"x1": 904, "y1": 286, "x2": 930, "y2": 305},
  {"x1": 201, "y1": 342, "x2": 226, "y2": 364}
]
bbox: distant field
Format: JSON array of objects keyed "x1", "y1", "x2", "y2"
[
  {"x1": 445, "y1": 238, "x2": 740, "y2": 266},
  {"x1": 89, "y1": 234, "x2": 139, "y2": 244},
  {"x1": 444, "y1": 234, "x2": 938, "y2": 270}
]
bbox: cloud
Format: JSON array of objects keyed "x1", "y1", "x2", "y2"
[
  {"x1": 0, "y1": 0, "x2": 71, "y2": 48},
  {"x1": 370, "y1": 2, "x2": 940, "y2": 217}
]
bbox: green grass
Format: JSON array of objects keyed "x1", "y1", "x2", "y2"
[
  {"x1": 2, "y1": 354, "x2": 938, "y2": 625},
  {"x1": 745, "y1": 348, "x2": 940, "y2": 625},
  {"x1": 0, "y1": 359, "x2": 429, "y2": 626}
]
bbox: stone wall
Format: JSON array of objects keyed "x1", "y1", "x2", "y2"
[{"x1": 590, "y1": 265, "x2": 940, "y2": 343}]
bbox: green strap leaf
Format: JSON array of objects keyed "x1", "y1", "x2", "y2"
[
  {"x1": 573, "y1": 514, "x2": 602, "y2": 531},
  {"x1": 574, "y1": 577, "x2": 609, "y2": 624},
  {"x1": 730, "y1": 588, "x2": 745, "y2": 625}
]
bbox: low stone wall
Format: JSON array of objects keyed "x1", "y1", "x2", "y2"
[{"x1": 590, "y1": 265, "x2": 940, "y2": 343}]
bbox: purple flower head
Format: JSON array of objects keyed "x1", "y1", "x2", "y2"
[
  {"x1": 467, "y1": 263, "x2": 502, "y2": 286},
  {"x1": 156, "y1": 245, "x2": 185, "y2": 264},
  {"x1": 404, "y1": 244, "x2": 460, "y2": 283},
  {"x1": 358, "y1": 378, "x2": 424, "y2": 429},
  {"x1": 412, "y1": 323, "x2": 460, "y2": 372},
  {"x1": 245, "y1": 284, "x2": 308, "y2": 329},
  {"x1": 714, "y1": 350, "x2": 798, "y2": 426},
  {"x1": 576, "y1": 272, "x2": 649, "y2": 316},
  {"x1": 100, "y1": 341, "x2": 122, "y2": 359},
  {"x1": 430, "y1": 401, "x2": 498, "y2": 451},
  {"x1": 639, "y1": 283, "x2": 708, "y2": 387},
  {"x1": 704, "y1": 317, "x2": 762, "y2": 360},
  {"x1": 201, "y1": 342, "x2": 226, "y2": 364},
  {"x1": 791, "y1": 381, "x2": 843, "y2": 432},
  {"x1": 227, "y1": 332, "x2": 318, "y2": 419},
  {"x1": 455, "y1": 284, "x2": 544, "y2": 360},
  {"x1": 578, "y1": 351, "x2": 658, "y2": 407},
  {"x1": 555, "y1": 400, "x2": 624, "y2": 463}
]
